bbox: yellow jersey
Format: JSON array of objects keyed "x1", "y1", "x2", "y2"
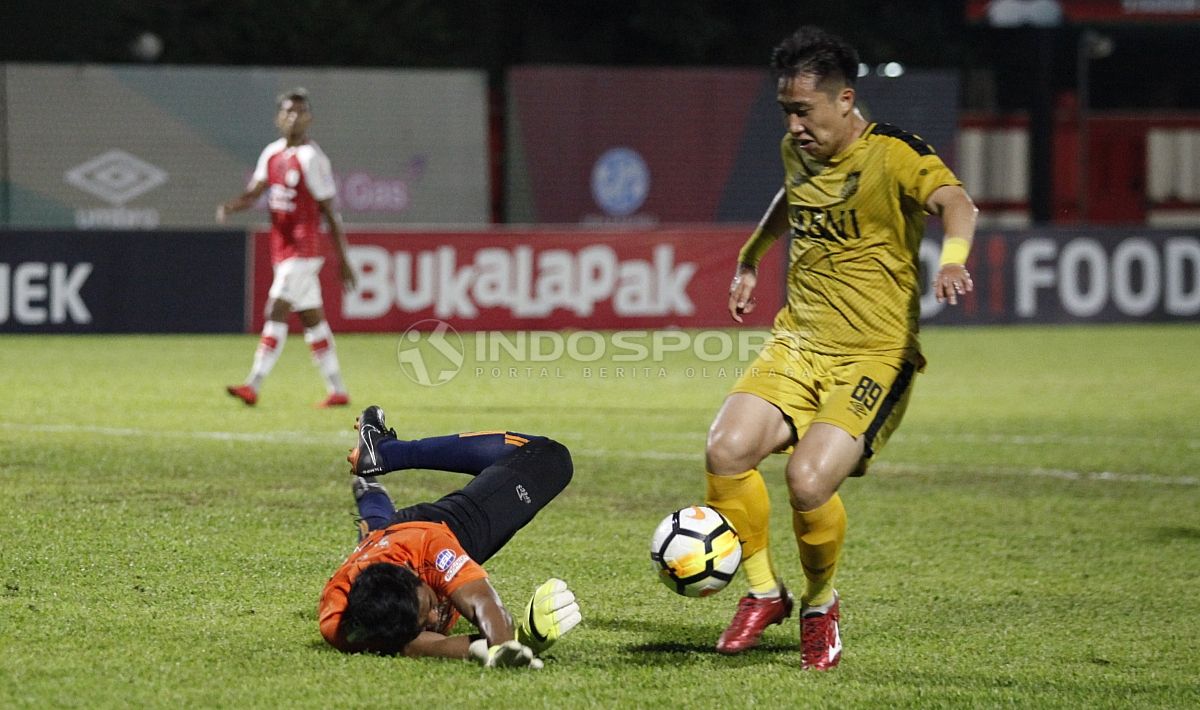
[{"x1": 741, "y1": 122, "x2": 961, "y2": 362}]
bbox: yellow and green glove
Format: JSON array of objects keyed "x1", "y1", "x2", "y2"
[{"x1": 516, "y1": 578, "x2": 582, "y2": 655}]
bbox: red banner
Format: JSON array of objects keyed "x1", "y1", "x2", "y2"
[
  {"x1": 251, "y1": 227, "x2": 784, "y2": 332},
  {"x1": 967, "y1": 0, "x2": 1200, "y2": 23},
  {"x1": 507, "y1": 68, "x2": 768, "y2": 225}
]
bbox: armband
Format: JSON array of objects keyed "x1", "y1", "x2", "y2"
[{"x1": 938, "y1": 237, "x2": 971, "y2": 266}]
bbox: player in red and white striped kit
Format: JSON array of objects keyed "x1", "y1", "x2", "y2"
[{"x1": 218, "y1": 88, "x2": 356, "y2": 408}]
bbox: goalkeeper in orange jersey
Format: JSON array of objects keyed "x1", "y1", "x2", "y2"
[
  {"x1": 319, "y1": 406, "x2": 580, "y2": 667},
  {"x1": 703, "y1": 26, "x2": 978, "y2": 669}
]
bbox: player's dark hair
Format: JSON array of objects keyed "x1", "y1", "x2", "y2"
[
  {"x1": 276, "y1": 86, "x2": 310, "y2": 109},
  {"x1": 338, "y1": 562, "x2": 423, "y2": 654},
  {"x1": 771, "y1": 26, "x2": 859, "y2": 89}
]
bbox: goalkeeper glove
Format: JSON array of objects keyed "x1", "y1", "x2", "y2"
[
  {"x1": 516, "y1": 578, "x2": 582, "y2": 655},
  {"x1": 467, "y1": 639, "x2": 543, "y2": 670}
]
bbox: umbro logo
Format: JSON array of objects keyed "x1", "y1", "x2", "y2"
[{"x1": 65, "y1": 149, "x2": 167, "y2": 205}]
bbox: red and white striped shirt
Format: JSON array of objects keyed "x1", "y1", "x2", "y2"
[{"x1": 252, "y1": 138, "x2": 337, "y2": 264}]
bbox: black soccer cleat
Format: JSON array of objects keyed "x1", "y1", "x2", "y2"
[{"x1": 348, "y1": 405, "x2": 397, "y2": 477}]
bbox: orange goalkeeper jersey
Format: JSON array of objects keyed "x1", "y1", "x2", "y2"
[{"x1": 318, "y1": 521, "x2": 488, "y2": 650}]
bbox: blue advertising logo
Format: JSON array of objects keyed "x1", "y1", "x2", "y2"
[{"x1": 591, "y1": 147, "x2": 650, "y2": 217}]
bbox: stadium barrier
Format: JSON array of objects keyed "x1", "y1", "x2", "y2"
[
  {"x1": 252, "y1": 226, "x2": 1200, "y2": 331},
  {"x1": 1, "y1": 64, "x2": 490, "y2": 230},
  {"x1": 923, "y1": 228, "x2": 1200, "y2": 324},
  {"x1": 250, "y1": 227, "x2": 786, "y2": 332},
  {"x1": 0, "y1": 230, "x2": 245, "y2": 333},
  {"x1": 5, "y1": 226, "x2": 1197, "y2": 334}
]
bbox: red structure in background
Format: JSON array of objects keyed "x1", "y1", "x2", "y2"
[
  {"x1": 962, "y1": 0, "x2": 1200, "y2": 226},
  {"x1": 966, "y1": 0, "x2": 1200, "y2": 23},
  {"x1": 961, "y1": 107, "x2": 1200, "y2": 225}
]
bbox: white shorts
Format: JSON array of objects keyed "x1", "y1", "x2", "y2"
[{"x1": 268, "y1": 257, "x2": 326, "y2": 311}]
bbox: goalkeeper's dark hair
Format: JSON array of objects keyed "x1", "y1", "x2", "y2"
[
  {"x1": 276, "y1": 86, "x2": 310, "y2": 109},
  {"x1": 771, "y1": 26, "x2": 859, "y2": 89},
  {"x1": 338, "y1": 563, "x2": 423, "y2": 654}
]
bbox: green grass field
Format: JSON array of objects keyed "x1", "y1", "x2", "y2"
[{"x1": 1, "y1": 325, "x2": 1198, "y2": 708}]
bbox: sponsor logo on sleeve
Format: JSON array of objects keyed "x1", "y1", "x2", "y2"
[
  {"x1": 434, "y1": 548, "x2": 457, "y2": 571},
  {"x1": 444, "y1": 554, "x2": 471, "y2": 582}
]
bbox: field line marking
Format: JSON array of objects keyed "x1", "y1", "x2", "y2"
[
  {"x1": 871, "y1": 462, "x2": 1199, "y2": 487},
  {"x1": 2, "y1": 422, "x2": 1195, "y2": 486},
  {"x1": 6, "y1": 422, "x2": 1194, "y2": 449},
  {"x1": 894, "y1": 431, "x2": 1200, "y2": 448},
  {"x1": 0, "y1": 422, "x2": 347, "y2": 445},
  {"x1": 582, "y1": 430, "x2": 1200, "y2": 449},
  {"x1": 569, "y1": 448, "x2": 1198, "y2": 486}
]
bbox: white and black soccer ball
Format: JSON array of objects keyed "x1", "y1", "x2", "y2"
[{"x1": 649, "y1": 505, "x2": 742, "y2": 597}]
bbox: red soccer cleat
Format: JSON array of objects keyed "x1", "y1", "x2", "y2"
[
  {"x1": 316, "y1": 392, "x2": 350, "y2": 408},
  {"x1": 715, "y1": 586, "x2": 794, "y2": 654},
  {"x1": 226, "y1": 384, "x2": 258, "y2": 406},
  {"x1": 800, "y1": 591, "x2": 842, "y2": 670}
]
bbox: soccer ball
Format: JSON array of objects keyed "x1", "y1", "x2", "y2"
[{"x1": 649, "y1": 505, "x2": 742, "y2": 597}]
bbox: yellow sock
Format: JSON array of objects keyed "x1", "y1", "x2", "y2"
[
  {"x1": 792, "y1": 493, "x2": 846, "y2": 608},
  {"x1": 740, "y1": 549, "x2": 779, "y2": 596},
  {"x1": 706, "y1": 469, "x2": 776, "y2": 593}
]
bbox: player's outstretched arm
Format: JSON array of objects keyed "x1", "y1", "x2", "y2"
[
  {"x1": 216, "y1": 180, "x2": 267, "y2": 223},
  {"x1": 399, "y1": 582, "x2": 538, "y2": 668},
  {"x1": 452, "y1": 578, "x2": 513, "y2": 646},
  {"x1": 402, "y1": 630, "x2": 543, "y2": 668},
  {"x1": 730, "y1": 187, "x2": 788, "y2": 322},
  {"x1": 402, "y1": 630, "x2": 473, "y2": 659},
  {"x1": 927, "y1": 184, "x2": 979, "y2": 306},
  {"x1": 449, "y1": 578, "x2": 541, "y2": 668}
]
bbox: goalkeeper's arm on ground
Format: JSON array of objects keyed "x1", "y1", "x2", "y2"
[
  {"x1": 449, "y1": 577, "x2": 548, "y2": 668},
  {"x1": 415, "y1": 575, "x2": 583, "y2": 662}
]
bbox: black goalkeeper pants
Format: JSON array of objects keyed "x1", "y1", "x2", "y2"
[{"x1": 369, "y1": 437, "x2": 572, "y2": 564}]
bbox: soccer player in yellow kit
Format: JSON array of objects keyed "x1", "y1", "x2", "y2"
[{"x1": 704, "y1": 26, "x2": 978, "y2": 670}]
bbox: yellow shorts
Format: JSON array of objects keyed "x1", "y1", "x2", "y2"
[{"x1": 731, "y1": 337, "x2": 920, "y2": 463}]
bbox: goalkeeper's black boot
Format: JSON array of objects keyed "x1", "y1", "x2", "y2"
[{"x1": 348, "y1": 405, "x2": 397, "y2": 477}]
